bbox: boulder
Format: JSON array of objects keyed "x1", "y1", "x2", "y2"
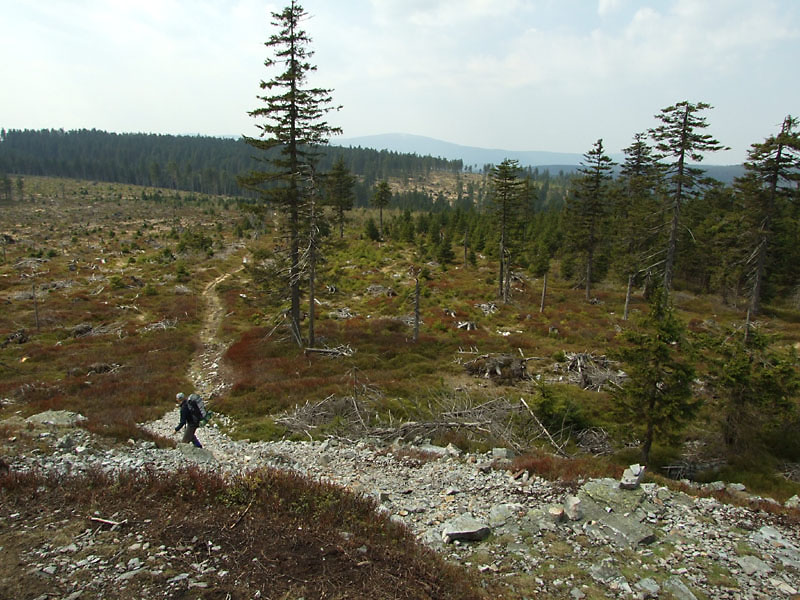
[
  {"x1": 26, "y1": 411, "x2": 87, "y2": 427},
  {"x1": 578, "y1": 479, "x2": 656, "y2": 548},
  {"x1": 441, "y1": 513, "x2": 491, "y2": 544},
  {"x1": 548, "y1": 505, "x2": 565, "y2": 523},
  {"x1": 635, "y1": 577, "x2": 660, "y2": 597},
  {"x1": 663, "y1": 576, "x2": 698, "y2": 600},
  {"x1": 751, "y1": 526, "x2": 800, "y2": 569},
  {"x1": 619, "y1": 463, "x2": 645, "y2": 489},
  {"x1": 564, "y1": 495, "x2": 582, "y2": 521},
  {"x1": 488, "y1": 503, "x2": 523, "y2": 527},
  {"x1": 416, "y1": 443, "x2": 449, "y2": 457},
  {"x1": 784, "y1": 494, "x2": 800, "y2": 509},
  {"x1": 734, "y1": 555, "x2": 772, "y2": 576},
  {"x1": 177, "y1": 444, "x2": 216, "y2": 464},
  {"x1": 492, "y1": 447, "x2": 514, "y2": 460},
  {"x1": 589, "y1": 557, "x2": 622, "y2": 584}
]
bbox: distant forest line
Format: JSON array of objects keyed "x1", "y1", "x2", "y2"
[
  {"x1": 0, "y1": 128, "x2": 600, "y2": 210},
  {"x1": 0, "y1": 128, "x2": 470, "y2": 203}
]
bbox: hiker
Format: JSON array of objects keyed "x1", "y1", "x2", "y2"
[{"x1": 174, "y1": 392, "x2": 202, "y2": 448}]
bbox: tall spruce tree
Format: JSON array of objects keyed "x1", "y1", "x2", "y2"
[
  {"x1": 490, "y1": 159, "x2": 524, "y2": 302},
  {"x1": 565, "y1": 139, "x2": 614, "y2": 301},
  {"x1": 706, "y1": 329, "x2": 799, "y2": 453},
  {"x1": 371, "y1": 181, "x2": 392, "y2": 237},
  {"x1": 737, "y1": 115, "x2": 800, "y2": 316},
  {"x1": 612, "y1": 287, "x2": 699, "y2": 466},
  {"x1": 325, "y1": 156, "x2": 356, "y2": 238},
  {"x1": 238, "y1": 1, "x2": 340, "y2": 331},
  {"x1": 649, "y1": 101, "x2": 727, "y2": 292},
  {"x1": 615, "y1": 133, "x2": 665, "y2": 314}
]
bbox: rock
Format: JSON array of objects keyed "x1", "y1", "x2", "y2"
[
  {"x1": 726, "y1": 482, "x2": 746, "y2": 493},
  {"x1": 492, "y1": 447, "x2": 514, "y2": 460},
  {"x1": 663, "y1": 576, "x2": 698, "y2": 600},
  {"x1": 441, "y1": 513, "x2": 491, "y2": 544},
  {"x1": 176, "y1": 444, "x2": 216, "y2": 463},
  {"x1": 444, "y1": 443, "x2": 462, "y2": 457},
  {"x1": 751, "y1": 525, "x2": 800, "y2": 569},
  {"x1": 636, "y1": 577, "x2": 660, "y2": 597},
  {"x1": 26, "y1": 411, "x2": 87, "y2": 427},
  {"x1": 582, "y1": 478, "x2": 646, "y2": 514},
  {"x1": 620, "y1": 464, "x2": 645, "y2": 489},
  {"x1": 564, "y1": 495, "x2": 582, "y2": 521},
  {"x1": 548, "y1": 505, "x2": 565, "y2": 523},
  {"x1": 9, "y1": 399, "x2": 800, "y2": 599},
  {"x1": 58, "y1": 435, "x2": 77, "y2": 450},
  {"x1": 578, "y1": 480, "x2": 656, "y2": 548},
  {"x1": 768, "y1": 578, "x2": 797, "y2": 595},
  {"x1": 475, "y1": 461, "x2": 493, "y2": 473},
  {"x1": 784, "y1": 494, "x2": 800, "y2": 509},
  {"x1": 735, "y1": 554, "x2": 772, "y2": 576},
  {"x1": 589, "y1": 558, "x2": 621, "y2": 584},
  {"x1": 416, "y1": 444, "x2": 449, "y2": 457},
  {"x1": 488, "y1": 503, "x2": 522, "y2": 527}
]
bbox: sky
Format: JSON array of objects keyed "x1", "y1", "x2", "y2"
[{"x1": 2, "y1": 0, "x2": 799, "y2": 164}]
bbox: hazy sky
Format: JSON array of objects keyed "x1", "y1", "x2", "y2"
[{"x1": 2, "y1": 0, "x2": 798, "y2": 164}]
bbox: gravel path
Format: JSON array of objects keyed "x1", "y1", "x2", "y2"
[{"x1": 8, "y1": 407, "x2": 799, "y2": 600}]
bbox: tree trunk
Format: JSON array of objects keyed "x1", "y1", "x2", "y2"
[
  {"x1": 585, "y1": 252, "x2": 592, "y2": 302},
  {"x1": 744, "y1": 309, "x2": 751, "y2": 345},
  {"x1": 624, "y1": 273, "x2": 633, "y2": 320},
  {"x1": 663, "y1": 192, "x2": 681, "y2": 293},
  {"x1": 663, "y1": 112, "x2": 688, "y2": 294},
  {"x1": 290, "y1": 198, "x2": 301, "y2": 328},
  {"x1": 498, "y1": 233, "x2": 505, "y2": 300},
  {"x1": 413, "y1": 274, "x2": 420, "y2": 342},
  {"x1": 308, "y1": 232, "x2": 317, "y2": 349},
  {"x1": 750, "y1": 140, "x2": 783, "y2": 316},
  {"x1": 540, "y1": 273, "x2": 547, "y2": 313},
  {"x1": 504, "y1": 252, "x2": 511, "y2": 303},
  {"x1": 641, "y1": 419, "x2": 654, "y2": 466},
  {"x1": 33, "y1": 284, "x2": 40, "y2": 331}
]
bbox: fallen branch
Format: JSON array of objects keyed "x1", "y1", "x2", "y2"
[
  {"x1": 304, "y1": 345, "x2": 354, "y2": 358},
  {"x1": 229, "y1": 499, "x2": 255, "y2": 530},
  {"x1": 520, "y1": 397, "x2": 568, "y2": 458},
  {"x1": 90, "y1": 516, "x2": 128, "y2": 528}
]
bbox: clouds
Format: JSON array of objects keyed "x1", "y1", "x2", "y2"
[
  {"x1": 317, "y1": 0, "x2": 799, "y2": 159},
  {"x1": 1, "y1": 0, "x2": 798, "y2": 163}
]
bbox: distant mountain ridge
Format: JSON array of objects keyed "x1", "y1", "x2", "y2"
[
  {"x1": 332, "y1": 132, "x2": 744, "y2": 182},
  {"x1": 332, "y1": 133, "x2": 586, "y2": 168}
]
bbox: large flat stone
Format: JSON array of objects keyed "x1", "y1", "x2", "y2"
[
  {"x1": 26, "y1": 410, "x2": 87, "y2": 427},
  {"x1": 441, "y1": 513, "x2": 491, "y2": 544}
]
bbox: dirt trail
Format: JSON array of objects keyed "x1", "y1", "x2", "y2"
[{"x1": 186, "y1": 266, "x2": 243, "y2": 400}]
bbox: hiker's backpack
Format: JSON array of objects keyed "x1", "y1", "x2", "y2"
[{"x1": 187, "y1": 393, "x2": 212, "y2": 426}]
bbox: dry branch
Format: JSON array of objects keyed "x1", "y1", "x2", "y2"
[
  {"x1": 304, "y1": 345, "x2": 355, "y2": 358},
  {"x1": 551, "y1": 352, "x2": 625, "y2": 391},
  {"x1": 89, "y1": 516, "x2": 127, "y2": 528},
  {"x1": 519, "y1": 397, "x2": 569, "y2": 457}
]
